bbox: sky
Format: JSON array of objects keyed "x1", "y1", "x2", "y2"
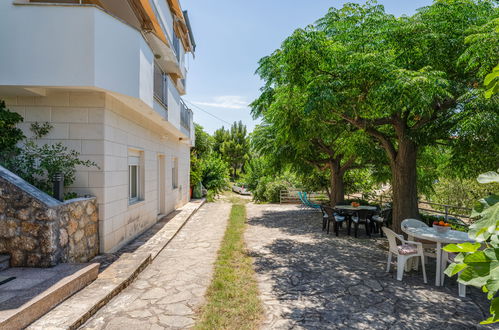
[{"x1": 181, "y1": 0, "x2": 433, "y2": 134}]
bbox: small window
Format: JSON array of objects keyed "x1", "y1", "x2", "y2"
[
  {"x1": 128, "y1": 155, "x2": 140, "y2": 204},
  {"x1": 172, "y1": 157, "x2": 178, "y2": 189}
]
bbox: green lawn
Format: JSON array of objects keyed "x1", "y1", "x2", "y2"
[{"x1": 195, "y1": 203, "x2": 263, "y2": 330}]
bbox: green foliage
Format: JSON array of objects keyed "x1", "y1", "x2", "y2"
[
  {"x1": 444, "y1": 169, "x2": 499, "y2": 324},
  {"x1": 206, "y1": 190, "x2": 217, "y2": 203},
  {"x1": 429, "y1": 176, "x2": 499, "y2": 210},
  {"x1": 4, "y1": 123, "x2": 98, "y2": 196},
  {"x1": 219, "y1": 121, "x2": 250, "y2": 180},
  {"x1": 192, "y1": 123, "x2": 213, "y2": 159},
  {"x1": 212, "y1": 126, "x2": 230, "y2": 155},
  {"x1": 190, "y1": 124, "x2": 212, "y2": 188},
  {"x1": 485, "y1": 63, "x2": 499, "y2": 98},
  {"x1": 201, "y1": 154, "x2": 230, "y2": 194},
  {"x1": 252, "y1": 0, "x2": 499, "y2": 227},
  {"x1": 0, "y1": 100, "x2": 25, "y2": 163},
  {"x1": 190, "y1": 155, "x2": 203, "y2": 187}
]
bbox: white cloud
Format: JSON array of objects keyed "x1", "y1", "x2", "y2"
[{"x1": 192, "y1": 96, "x2": 248, "y2": 110}]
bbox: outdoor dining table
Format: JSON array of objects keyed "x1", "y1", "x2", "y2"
[
  {"x1": 334, "y1": 205, "x2": 378, "y2": 236},
  {"x1": 334, "y1": 205, "x2": 378, "y2": 211},
  {"x1": 401, "y1": 225, "x2": 474, "y2": 286}
]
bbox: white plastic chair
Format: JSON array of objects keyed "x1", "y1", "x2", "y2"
[
  {"x1": 401, "y1": 218, "x2": 437, "y2": 258},
  {"x1": 441, "y1": 250, "x2": 467, "y2": 297},
  {"x1": 382, "y1": 227, "x2": 427, "y2": 283}
]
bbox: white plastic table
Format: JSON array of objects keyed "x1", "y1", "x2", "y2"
[{"x1": 401, "y1": 225, "x2": 474, "y2": 286}]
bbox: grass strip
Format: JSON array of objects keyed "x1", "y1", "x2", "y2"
[{"x1": 195, "y1": 203, "x2": 263, "y2": 330}]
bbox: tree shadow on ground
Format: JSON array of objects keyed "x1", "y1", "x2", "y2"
[{"x1": 246, "y1": 205, "x2": 491, "y2": 330}]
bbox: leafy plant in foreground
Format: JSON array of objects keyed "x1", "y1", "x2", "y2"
[{"x1": 444, "y1": 169, "x2": 499, "y2": 324}]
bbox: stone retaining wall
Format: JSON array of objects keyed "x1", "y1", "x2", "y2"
[{"x1": 0, "y1": 166, "x2": 99, "y2": 267}]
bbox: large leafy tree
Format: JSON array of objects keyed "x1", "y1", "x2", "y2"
[
  {"x1": 254, "y1": 0, "x2": 498, "y2": 230},
  {"x1": 251, "y1": 85, "x2": 385, "y2": 205},
  {"x1": 219, "y1": 121, "x2": 250, "y2": 180}
]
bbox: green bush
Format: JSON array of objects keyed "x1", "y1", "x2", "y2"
[
  {"x1": 206, "y1": 190, "x2": 217, "y2": 202},
  {"x1": 3, "y1": 122, "x2": 98, "y2": 197},
  {"x1": 201, "y1": 154, "x2": 230, "y2": 194},
  {"x1": 263, "y1": 179, "x2": 289, "y2": 203},
  {"x1": 251, "y1": 176, "x2": 271, "y2": 203},
  {"x1": 0, "y1": 100, "x2": 24, "y2": 164}
]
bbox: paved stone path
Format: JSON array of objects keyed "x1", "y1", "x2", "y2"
[
  {"x1": 245, "y1": 204, "x2": 491, "y2": 330},
  {"x1": 80, "y1": 202, "x2": 231, "y2": 330}
]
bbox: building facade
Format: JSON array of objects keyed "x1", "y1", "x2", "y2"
[{"x1": 0, "y1": 0, "x2": 196, "y2": 252}]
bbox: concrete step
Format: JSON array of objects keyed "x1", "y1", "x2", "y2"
[
  {"x1": 0, "y1": 254, "x2": 10, "y2": 271},
  {"x1": 0, "y1": 263, "x2": 99, "y2": 330}
]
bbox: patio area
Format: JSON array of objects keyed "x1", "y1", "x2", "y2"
[{"x1": 245, "y1": 203, "x2": 490, "y2": 329}]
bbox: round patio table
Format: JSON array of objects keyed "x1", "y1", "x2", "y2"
[{"x1": 401, "y1": 225, "x2": 474, "y2": 286}]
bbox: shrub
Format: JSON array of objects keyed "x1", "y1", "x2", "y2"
[
  {"x1": 206, "y1": 190, "x2": 217, "y2": 202},
  {"x1": 201, "y1": 154, "x2": 230, "y2": 194},
  {"x1": 4, "y1": 122, "x2": 98, "y2": 197},
  {"x1": 263, "y1": 179, "x2": 289, "y2": 203},
  {"x1": 0, "y1": 100, "x2": 24, "y2": 163}
]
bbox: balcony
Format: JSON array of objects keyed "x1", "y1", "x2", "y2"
[
  {"x1": 154, "y1": 62, "x2": 168, "y2": 116},
  {"x1": 180, "y1": 99, "x2": 192, "y2": 136}
]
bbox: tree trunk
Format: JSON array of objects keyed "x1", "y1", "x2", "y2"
[
  {"x1": 329, "y1": 161, "x2": 345, "y2": 206},
  {"x1": 390, "y1": 139, "x2": 420, "y2": 233}
]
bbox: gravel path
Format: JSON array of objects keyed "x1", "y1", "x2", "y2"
[
  {"x1": 80, "y1": 202, "x2": 231, "y2": 330},
  {"x1": 245, "y1": 203, "x2": 491, "y2": 330}
]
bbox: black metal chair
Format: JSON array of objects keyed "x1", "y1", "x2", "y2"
[
  {"x1": 319, "y1": 205, "x2": 328, "y2": 231},
  {"x1": 350, "y1": 209, "x2": 372, "y2": 238},
  {"x1": 323, "y1": 206, "x2": 346, "y2": 236},
  {"x1": 371, "y1": 208, "x2": 392, "y2": 237}
]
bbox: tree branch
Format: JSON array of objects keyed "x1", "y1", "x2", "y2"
[{"x1": 335, "y1": 113, "x2": 398, "y2": 163}]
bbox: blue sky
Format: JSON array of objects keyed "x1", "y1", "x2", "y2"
[{"x1": 182, "y1": 0, "x2": 432, "y2": 134}]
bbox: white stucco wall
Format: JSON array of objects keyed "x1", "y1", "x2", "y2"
[
  {"x1": 4, "y1": 92, "x2": 190, "y2": 253},
  {"x1": 0, "y1": 3, "x2": 154, "y2": 108}
]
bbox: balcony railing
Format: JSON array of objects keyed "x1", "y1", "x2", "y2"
[
  {"x1": 180, "y1": 99, "x2": 192, "y2": 133},
  {"x1": 173, "y1": 34, "x2": 181, "y2": 62},
  {"x1": 154, "y1": 62, "x2": 168, "y2": 113}
]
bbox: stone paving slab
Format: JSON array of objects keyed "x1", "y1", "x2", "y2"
[
  {"x1": 79, "y1": 202, "x2": 231, "y2": 329},
  {"x1": 28, "y1": 199, "x2": 205, "y2": 330},
  {"x1": 245, "y1": 204, "x2": 492, "y2": 330}
]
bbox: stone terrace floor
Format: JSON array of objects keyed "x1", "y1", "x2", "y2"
[{"x1": 245, "y1": 204, "x2": 493, "y2": 330}]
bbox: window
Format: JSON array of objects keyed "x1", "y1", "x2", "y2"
[
  {"x1": 128, "y1": 153, "x2": 141, "y2": 204},
  {"x1": 172, "y1": 157, "x2": 178, "y2": 189}
]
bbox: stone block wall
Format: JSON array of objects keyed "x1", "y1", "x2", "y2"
[
  {"x1": 3, "y1": 91, "x2": 191, "y2": 254},
  {"x1": 0, "y1": 166, "x2": 99, "y2": 267}
]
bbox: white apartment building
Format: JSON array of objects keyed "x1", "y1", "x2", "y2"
[{"x1": 0, "y1": 0, "x2": 196, "y2": 252}]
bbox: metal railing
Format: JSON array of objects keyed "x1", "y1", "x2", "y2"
[
  {"x1": 180, "y1": 99, "x2": 191, "y2": 133},
  {"x1": 279, "y1": 189, "x2": 329, "y2": 204},
  {"x1": 172, "y1": 34, "x2": 181, "y2": 62},
  {"x1": 154, "y1": 62, "x2": 168, "y2": 113}
]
